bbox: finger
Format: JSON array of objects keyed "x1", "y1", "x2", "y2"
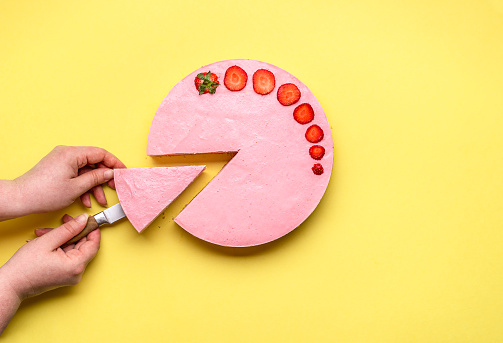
[
  {"x1": 92, "y1": 185, "x2": 107, "y2": 206},
  {"x1": 73, "y1": 232, "x2": 89, "y2": 250},
  {"x1": 78, "y1": 166, "x2": 107, "y2": 206},
  {"x1": 40, "y1": 213, "x2": 89, "y2": 250},
  {"x1": 73, "y1": 168, "x2": 114, "y2": 196},
  {"x1": 108, "y1": 178, "x2": 116, "y2": 190},
  {"x1": 80, "y1": 192, "x2": 92, "y2": 208},
  {"x1": 75, "y1": 229, "x2": 101, "y2": 262},
  {"x1": 62, "y1": 214, "x2": 74, "y2": 223},
  {"x1": 93, "y1": 164, "x2": 109, "y2": 205},
  {"x1": 74, "y1": 146, "x2": 127, "y2": 170},
  {"x1": 34, "y1": 228, "x2": 53, "y2": 237},
  {"x1": 77, "y1": 167, "x2": 96, "y2": 207},
  {"x1": 78, "y1": 165, "x2": 94, "y2": 175},
  {"x1": 64, "y1": 226, "x2": 88, "y2": 251},
  {"x1": 74, "y1": 236, "x2": 87, "y2": 250},
  {"x1": 60, "y1": 214, "x2": 81, "y2": 243},
  {"x1": 97, "y1": 162, "x2": 117, "y2": 190},
  {"x1": 63, "y1": 244, "x2": 76, "y2": 253}
]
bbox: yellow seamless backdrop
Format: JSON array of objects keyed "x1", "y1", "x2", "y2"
[{"x1": 1, "y1": 0, "x2": 503, "y2": 342}]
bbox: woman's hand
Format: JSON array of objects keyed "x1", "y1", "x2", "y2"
[
  {"x1": 13, "y1": 145, "x2": 126, "y2": 216},
  {"x1": 0, "y1": 213, "x2": 100, "y2": 299},
  {"x1": 0, "y1": 213, "x2": 100, "y2": 334}
]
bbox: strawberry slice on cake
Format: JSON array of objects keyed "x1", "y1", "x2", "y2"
[
  {"x1": 147, "y1": 59, "x2": 333, "y2": 247},
  {"x1": 115, "y1": 166, "x2": 206, "y2": 233}
]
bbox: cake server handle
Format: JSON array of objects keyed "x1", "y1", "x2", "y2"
[{"x1": 61, "y1": 203, "x2": 126, "y2": 247}]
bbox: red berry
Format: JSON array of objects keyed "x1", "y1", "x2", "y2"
[
  {"x1": 293, "y1": 103, "x2": 314, "y2": 124},
  {"x1": 309, "y1": 145, "x2": 325, "y2": 160},
  {"x1": 253, "y1": 69, "x2": 275, "y2": 95},
  {"x1": 305, "y1": 124, "x2": 324, "y2": 143},
  {"x1": 194, "y1": 71, "x2": 220, "y2": 94},
  {"x1": 224, "y1": 66, "x2": 248, "y2": 91},
  {"x1": 277, "y1": 83, "x2": 301, "y2": 106},
  {"x1": 312, "y1": 163, "x2": 324, "y2": 175}
]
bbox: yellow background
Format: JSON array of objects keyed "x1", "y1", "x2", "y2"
[{"x1": 1, "y1": 0, "x2": 503, "y2": 341}]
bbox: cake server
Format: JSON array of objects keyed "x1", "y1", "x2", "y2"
[{"x1": 62, "y1": 203, "x2": 126, "y2": 247}]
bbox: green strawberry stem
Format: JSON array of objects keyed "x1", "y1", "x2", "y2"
[{"x1": 197, "y1": 71, "x2": 219, "y2": 95}]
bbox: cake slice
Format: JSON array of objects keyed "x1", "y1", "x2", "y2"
[{"x1": 114, "y1": 166, "x2": 206, "y2": 233}]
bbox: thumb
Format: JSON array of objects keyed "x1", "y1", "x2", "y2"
[
  {"x1": 40, "y1": 213, "x2": 89, "y2": 249},
  {"x1": 74, "y1": 168, "x2": 114, "y2": 194}
]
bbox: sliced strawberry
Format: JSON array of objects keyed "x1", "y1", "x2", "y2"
[
  {"x1": 312, "y1": 163, "x2": 324, "y2": 175},
  {"x1": 224, "y1": 66, "x2": 248, "y2": 91},
  {"x1": 277, "y1": 83, "x2": 301, "y2": 106},
  {"x1": 309, "y1": 145, "x2": 325, "y2": 160},
  {"x1": 305, "y1": 124, "x2": 324, "y2": 143},
  {"x1": 194, "y1": 71, "x2": 219, "y2": 95},
  {"x1": 293, "y1": 103, "x2": 314, "y2": 124},
  {"x1": 253, "y1": 69, "x2": 275, "y2": 95}
]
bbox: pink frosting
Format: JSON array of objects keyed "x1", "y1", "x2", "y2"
[
  {"x1": 147, "y1": 59, "x2": 333, "y2": 246},
  {"x1": 115, "y1": 166, "x2": 206, "y2": 233}
]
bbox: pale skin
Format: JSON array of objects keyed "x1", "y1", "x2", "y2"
[{"x1": 0, "y1": 145, "x2": 126, "y2": 335}]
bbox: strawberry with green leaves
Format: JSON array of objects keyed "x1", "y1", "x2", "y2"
[{"x1": 194, "y1": 71, "x2": 220, "y2": 95}]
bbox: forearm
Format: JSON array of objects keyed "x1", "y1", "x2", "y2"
[
  {"x1": 0, "y1": 180, "x2": 25, "y2": 221},
  {"x1": 0, "y1": 267, "x2": 22, "y2": 335}
]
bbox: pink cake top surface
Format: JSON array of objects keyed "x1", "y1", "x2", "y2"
[
  {"x1": 115, "y1": 166, "x2": 206, "y2": 233},
  {"x1": 147, "y1": 59, "x2": 333, "y2": 247}
]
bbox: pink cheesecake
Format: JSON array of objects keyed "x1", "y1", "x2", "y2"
[
  {"x1": 147, "y1": 59, "x2": 333, "y2": 247},
  {"x1": 115, "y1": 166, "x2": 206, "y2": 233}
]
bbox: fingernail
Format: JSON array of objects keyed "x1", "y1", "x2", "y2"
[
  {"x1": 76, "y1": 213, "x2": 89, "y2": 224},
  {"x1": 104, "y1": 169, "x2": 114, "y2": 180}
]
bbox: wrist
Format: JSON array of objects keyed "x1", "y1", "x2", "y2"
[
  {"x1": 0, "y1": 266, "x2": 23, "y2": 334},
  {"x1": 0, "y1": 265, "x2": 23, "y2": 304},
  {"x1": 0, "y1": 262, "x2": 32, "y2": 301},
  {"x1": 0, "y1": 180, "x2": 27, "y2": 221}
]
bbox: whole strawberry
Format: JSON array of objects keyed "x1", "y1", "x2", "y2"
[
  {"x1": 195, "y1": 71, "x2": 220, "y2": 95},
  {"x1": 312, "y1": 163, "x2": 324, "y2": 175}
]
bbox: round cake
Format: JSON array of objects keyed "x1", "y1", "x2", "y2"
[{"x1": 147, "y1": 59, "x2": 333, "y2": 247}]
